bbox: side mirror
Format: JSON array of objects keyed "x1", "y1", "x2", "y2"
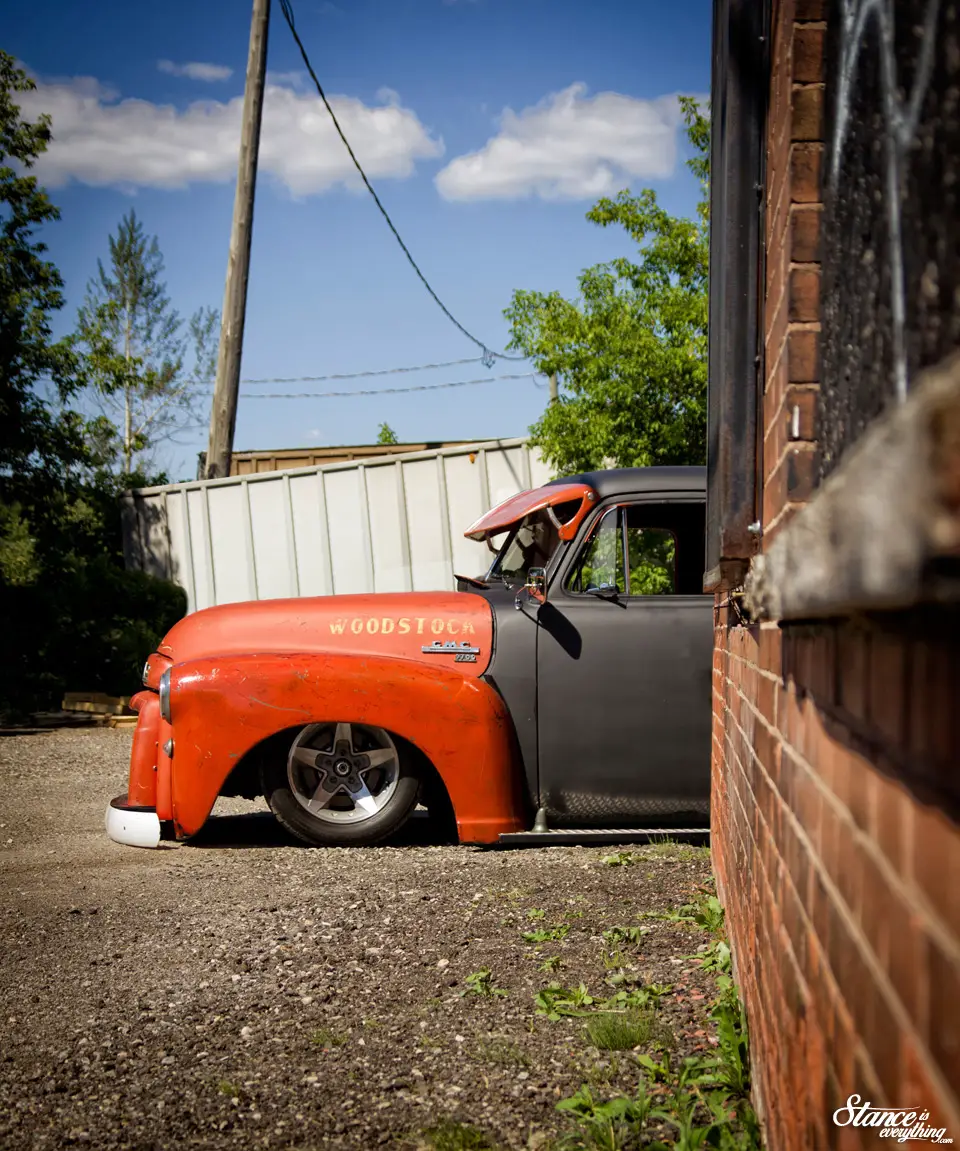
[{"x1": 515, "y1": 567, "x2": 547, "y2": 611}]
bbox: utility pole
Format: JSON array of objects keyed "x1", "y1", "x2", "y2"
[
  {"x1": 205, "y1": 0, "x2": 271, "y2": 480},
  {"x1": 549, "y1": 373, "x2": 558, "y2": 403}
]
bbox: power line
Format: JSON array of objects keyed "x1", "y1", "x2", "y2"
[
  {"x1": 236, "y1": 356, "x2": 486, "y2": 385},
  {"x1": 277, "y1": 0, "x2": 527, "y2": 368},
  {"x1": 240, "y1": 372, "x2": 542, "y2": 399}
]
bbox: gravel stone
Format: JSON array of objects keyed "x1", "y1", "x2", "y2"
[{"x1": 0, "y1": 727, "x2": 719, "y2": 1150}]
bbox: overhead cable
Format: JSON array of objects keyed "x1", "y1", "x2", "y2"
[
  {"x1": 277, "y1": 0, "x2": 527, "y2": 368},
  {"x1": 236, "y1": 356, "x2": 486, "y2": 386},
  {"x1": 241, "y1": 372, "x2": 542, "y2": 399}
]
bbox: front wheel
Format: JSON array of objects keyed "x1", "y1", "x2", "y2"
[{"x1": 261, "y1": 722, "x2": 420, "y2": 846}]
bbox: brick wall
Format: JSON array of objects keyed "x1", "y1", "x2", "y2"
[{"x1": 711, "y1": 1, "x2": 960, "y2": 1147}]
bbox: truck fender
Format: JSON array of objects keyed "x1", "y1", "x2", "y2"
[{"x1": 167, "y1": 651, "x2": 527, "y2": 843}]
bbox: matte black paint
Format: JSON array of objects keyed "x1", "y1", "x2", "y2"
[{"x1": 477, "y1": 468, "x2": 713, "y2": 828}]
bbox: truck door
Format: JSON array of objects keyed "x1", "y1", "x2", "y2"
[{"x1": 535, "y1": 499, "x2": 713, "y2": 827}]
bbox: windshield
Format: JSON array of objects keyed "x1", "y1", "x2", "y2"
[{"x1": 488, "y1": 512, "x2": 562, "y2": 587}]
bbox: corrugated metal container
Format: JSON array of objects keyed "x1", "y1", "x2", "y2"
[
  {"x1": 198, "y1": 441, "x2": 474, "y2": 477},
  {"x1": 122, "y1": 438, "x2": 554, "y2": 614}
]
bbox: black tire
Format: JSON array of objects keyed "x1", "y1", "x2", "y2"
[{"x1": 261, "y1": 722, "x2": 420, "y2": 847}]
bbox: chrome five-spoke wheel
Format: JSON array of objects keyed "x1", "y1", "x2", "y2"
[
  {"x1": 288, "y1": 723, "x2": 399, "y2": 823},
  {"x1": 262, "y1": 722, "x2": 420, "y2": 846}
]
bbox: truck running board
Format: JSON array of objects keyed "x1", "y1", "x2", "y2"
[{"x1": 495, "y1": 828, "x2": 710, "y2": 848}]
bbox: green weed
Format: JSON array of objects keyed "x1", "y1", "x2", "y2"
[
  {"x1": 602, "y1": 925, "x2": 649, "y2": 946},
  {"x1": 535, "y1": 982, "x2": 596, "y2": 1019},
  {"x1": 540, "y1": 955, "x2": 563, "y2": 973},
  {"x1": 556, "y1": 1083, "x2": 652, "y2": 1149},
  {"x1": 522, "y1": 923, "x2": 570, "y2": 944},
  {"x1": 462, "y1": 969, "x2": 508, "y2": 999},
  {"x1": 643, "y1": 893, "x2": 725, "y2": 934}
]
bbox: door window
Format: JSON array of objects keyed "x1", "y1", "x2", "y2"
[
  {"x1": 565, "y1": 508, "x2": 623, "y2": 594},
  {"x1": 625, "y1": 527, "x2": 677, "y2": 595},
  {"x1": 566, "y1": 504, "x2": 696, "y2": 596}
]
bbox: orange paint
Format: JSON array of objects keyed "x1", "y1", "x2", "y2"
[
  {"x1": 142, "y1": 653, "x2": 171, "y2": 692},
  {"x1": 127, "y1": 692, "x2": 159, "y2": 807},
  {"x1": 157, "y1": 592, "x2": 492, "y2": 677},
  {"x1": 165, "y1": 652, "x2": 526, "y2": 843},
  {"x1": 463, "y1": 482, "x2": 596, "y2": 542},
  {"x1": 156, "y1": 718, "x2": 173, "y2": 821}
]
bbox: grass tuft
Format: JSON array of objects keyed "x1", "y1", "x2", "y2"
[{"x1": 418, "y1": 1117, "x2": 500, "y2": 1150}]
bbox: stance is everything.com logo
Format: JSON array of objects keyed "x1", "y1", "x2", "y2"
[{"x1": 833, "y1": 1096, "x2": 953, "y2": 1143}]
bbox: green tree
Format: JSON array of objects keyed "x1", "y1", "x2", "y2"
[
  {"x1": 0, "y1": 59, "x2": 185, "y2": 719},
  {"x1": 504, "y1": 97, "x2": 709, "y2": 476},
  {"x1": 0, "y1": 53, "x2": 86, "y2": 494},
  {"x1": 377, "y1": 421, "x2": 399, "y2": 445},
  {"x1": 77, "y1": 209, "x2": 218, "y2": 474}
]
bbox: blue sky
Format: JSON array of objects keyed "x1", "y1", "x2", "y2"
[{"x1": 7, "y1": 0, "x2": 711, "y2": 480}]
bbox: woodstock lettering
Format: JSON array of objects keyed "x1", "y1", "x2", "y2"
[{"x1": 328, "y1": 617, "x2": 477, "y2": 637}]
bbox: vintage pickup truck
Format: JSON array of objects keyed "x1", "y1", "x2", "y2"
[{"x1": 106, "y1": 466, "x2": 713, "y2": 849}]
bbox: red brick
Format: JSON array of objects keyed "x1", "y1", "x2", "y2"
[
  {"x1": 886, "y1": 909, "x2": 929, "y2": 1034},
  {"x1": 835, "y1": 825, "x2": 864, "y2": 922},
  {"x1": 792, "y1": 85, "x2": 825, "y2": 141},
  {"x1": 793, "y1": 26, "x2": 825, "y2": 83},
  {"x1": 928, "y1": 942, "x2": 960, "y2": 1092},
  {"x1": 787, "y1": 446, "x2": 817, "y2": 501},
  {"x1": 791, "y1": 204, "x2": 822, "y2": 262},
  {"x1": 759, "y1": 625, "x2": 783, "y2": 675},
  {"x1": 788, "y1": 328, "x2": 821, "y2": 383},
  {"x1": 784, "y1": 386, "x2": 818, "y2": 441},
  {"x1": 814, "y1": 796, "x2": 837, "y2": 874},
  {"x1": 863, "y1": 986, "x2": 901, "y2": 1107},
  {"x1": 869, "y1": 769, "x2": 908, "y2": 874},
  {"x1": 790, "y1": 268, "x2": 821, "y2": 321},
  {"x1": 911, "y1": 801, "x2": 960, "y2": 937},
  {"x1": 791, "y1": 143, "x2": 823, "y2": 202},
  {"x1": 765, "y1": 296, "x2": 790, "y2": 387},
  {"x1": 899, "y1": 1033, "x2": 960, "y2": 1137},
  {"x1": 856, "y1": 847, "x2": 890, "y2": 968}
]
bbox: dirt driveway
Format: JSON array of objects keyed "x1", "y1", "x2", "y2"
[{"x1": 0, "y1": 728, "x2": 736, "y2": 1150}]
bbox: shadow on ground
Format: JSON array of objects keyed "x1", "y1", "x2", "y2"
[{"x1": 183, "y1": 809, "x2": 457, "y2": 850}]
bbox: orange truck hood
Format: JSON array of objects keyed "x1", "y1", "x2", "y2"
[{"x1": 157, "y1": 591, "x2": 494, "y2": 678}]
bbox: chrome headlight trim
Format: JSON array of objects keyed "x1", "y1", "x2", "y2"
[
  {"x1": 142, "y1": 659, "x2": 151, "y2": 687},
  {"x1": 159, "y1": 669, "x2": 172, "y2": 723}
]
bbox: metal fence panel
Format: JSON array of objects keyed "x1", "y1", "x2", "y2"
[{"x1": 123, "y1": 439, "x2": 554, "y2": 613}]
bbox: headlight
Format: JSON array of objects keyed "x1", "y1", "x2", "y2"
[{"x1": 159, "y1": 669, "x2": 172, "y2": 723}]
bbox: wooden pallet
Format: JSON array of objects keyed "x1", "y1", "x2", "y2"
[{"x1": 62, "y1": 692, "x2": 132, "y2": 717}]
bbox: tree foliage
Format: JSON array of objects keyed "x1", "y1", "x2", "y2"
[
  {"x1": 504, "y1": 97, "x2": 709, "y2": 476},
  {"x1": 0, "y1": 56, "x2": 185, "y2": 719},
  {"x1": 77, "y1": 209, "x2": 218, "y2": 474},
  {"x1": 376, "y1": 421, "x2": 399, "y2": 445}
]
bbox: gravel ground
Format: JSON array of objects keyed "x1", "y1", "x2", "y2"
[{"x1": 0, "y1": 728, "x2": 719, "y2": 1151}]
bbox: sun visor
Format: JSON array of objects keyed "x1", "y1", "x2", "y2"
[{"x1": 463, "y1": 482, "x2": 597, "y2": 543}]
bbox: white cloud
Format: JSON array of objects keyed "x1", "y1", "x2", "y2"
[
  {"x1": 17, "y1": 73, "x2": 444, "y2": 195},
  {"x1": 265, "y1": 70, "x2": 304, "y2": 89},
  {"x1": 157, "y1": 59, "x2": 233, "y2": 82},
  {"x1": 435, "y1": 83, "x2": 685, "y2": 201}
]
